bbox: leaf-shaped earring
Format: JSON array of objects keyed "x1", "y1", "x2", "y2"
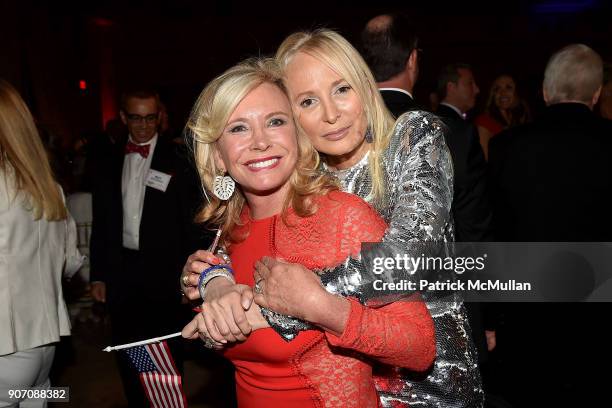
[
  {"x1": 213, "y1": 173, "x2": 235, "y2": 201},
  {"x1": 365, "y1": 127, "x2": 374, "y2": 143}
]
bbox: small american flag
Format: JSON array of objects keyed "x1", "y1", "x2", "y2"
[{"x1": 124, "y1": 341, "x2": 187, "y2": 408}]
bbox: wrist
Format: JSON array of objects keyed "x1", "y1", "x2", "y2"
[
  {"x1": 207, "y1": 275, "x2": 234, "y2": 290},
  {"x1": 304, "y1": 290, "x2": 350, "y2": 335},
  {"x1": 204, "y1": 276, "x2": 233, "y2": 297},
  {"x1": 199, "y1": 265, "x2": 235, "y2": 301}
]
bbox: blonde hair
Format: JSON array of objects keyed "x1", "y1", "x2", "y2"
[
  {"x1": 186, "y1": 58, "x2": 337, "y2": 243},
  {"x1": 544, "y1": 44, "x2": 603, "y2": 105},
  {"x1": 0, "y1": 79, "x2": 67, "y2": 221},
  {"x1": 275, "y1": 29, "x2": 396, "y2": 206}
]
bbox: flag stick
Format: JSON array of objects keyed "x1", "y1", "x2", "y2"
[
  {"x1": 103, "y1": 332, "x2": 182, "y2": 352},
  {"x1": 208, "y1": 228, "x2": 222, "y2": 253}
]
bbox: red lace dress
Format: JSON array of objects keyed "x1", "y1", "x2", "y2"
[{"x1": 222, "y1": 191, "x2": 435, "y2": 407}]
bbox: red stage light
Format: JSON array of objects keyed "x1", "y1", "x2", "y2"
[{"x1": 79, "y1": 80, "x2": 87, "y2": 90}]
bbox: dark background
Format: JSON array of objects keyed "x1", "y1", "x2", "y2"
[{"x1": 1, "y1": 0, "x2": 610, "y2": 150}]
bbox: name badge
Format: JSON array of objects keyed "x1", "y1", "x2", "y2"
[{"x1": 145, "y1": 169, "x2": 172, "y2": 192}]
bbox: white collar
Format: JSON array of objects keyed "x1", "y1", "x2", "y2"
[
  {"x1": 440, "y1": 102, "x2": 466, "y2": 119},
  {"x1": 379, "y1": 88, "x2": 414, "y2": 99}
]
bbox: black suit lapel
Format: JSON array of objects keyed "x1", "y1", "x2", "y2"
[
  {"x1": 114, "y1": 141, "x2": 127, "y2": 235},
  {"x1": 140, "y1": 138, "x2": 176, "y2": 251},
  {"x1": 148, "y1": 138, "x2": 174, "y2": 175}
]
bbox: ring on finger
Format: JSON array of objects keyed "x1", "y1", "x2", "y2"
[
  {"x1": 254, "y1": 279, "x2": 264, "y2": 295},
  {"x1": 182, "y1": 274, "x2": 190, "y2": 287},
  {"x1": 202, "y1": 335, "x2": 218, "y2": 349}
]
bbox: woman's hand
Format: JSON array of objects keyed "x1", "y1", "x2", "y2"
[
  {"x1": 253, "y1": 257, "x2": 349, "y2": 335},
  {"x1": 181, "y1": 312, "x2": 225, "y2": 350},
  {"x1": 180, "y1": 250, "x2": 224, "y2": 300},
  {"x1": 181, "y1": 284, "x2": 269, "y2": 347},
  {"x1": 253, "y1": 257, "x2": 324, "y2": 320},
  {"x1": 244, "y1": 301, "x2": 270, "y2": 331},
  {"x1": 201, "y1": 283, "x2": 254, "y2": 343}
]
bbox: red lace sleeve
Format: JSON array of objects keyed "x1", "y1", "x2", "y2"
[{"x1": 325, "y1": 295, "x2": 435, "y2": 372}]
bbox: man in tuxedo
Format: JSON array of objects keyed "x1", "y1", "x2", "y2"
[
  {"x1": 360, "y1": 13, "x2": 420, "y2": 116},
  {"x1": 436, "y1": 64, "x2": 492, "y2": 242},
  {"x1": 90, "y1": 90, "x2": 206, "y2": 406},
  {"x1": 489, "y1": 44, "x2": 612, "y2": 406},
  {"x1": 436, "y1": 64, "x2": 479, "y2": 121}
]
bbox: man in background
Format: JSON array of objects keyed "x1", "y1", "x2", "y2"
[
  {"x1": 489, "y1": 44, "x2": 612, "y2": 406},
  {"x1": 90, "y1": 89, "x2": 206, "y2": 406}
]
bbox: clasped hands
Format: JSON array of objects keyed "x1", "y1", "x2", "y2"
[{"x1": 181, "y1": 252, "x2": 328, "y2": 349}]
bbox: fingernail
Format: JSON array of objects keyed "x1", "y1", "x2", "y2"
[
  {"x1": 211, "y1": 258, "x2": 220, "y2": 265},
  {"x1": 221, "y1": 339, "x2": 227, "y2": 344}
]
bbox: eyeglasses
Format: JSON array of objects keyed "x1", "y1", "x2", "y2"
[{"x1": 126, "y1": 113, "x2": 159, "y2": 124}]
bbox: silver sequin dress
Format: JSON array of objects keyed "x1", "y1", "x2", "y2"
[{"x1": 261, "y1": 111, "x2": 484, "y2": 407}]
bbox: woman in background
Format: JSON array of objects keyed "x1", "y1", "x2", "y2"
[
  {"x1": 475, "y1": 74, "x2": 530, "y2": 160},
  {"x1": 0, "y1": 79, "x2": 80, "y2": 407}
]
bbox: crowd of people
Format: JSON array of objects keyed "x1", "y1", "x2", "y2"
[{"x1": 1, "y1": 10, "x2": 611, "y2": 408}]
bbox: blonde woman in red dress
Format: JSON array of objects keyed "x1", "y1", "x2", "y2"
[{"x1": 181, "y1": 58, "x2": 435, "y2": 407}]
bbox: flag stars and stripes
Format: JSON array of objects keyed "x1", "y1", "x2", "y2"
[{"x1": 123, "y1": 341, "x2": 186, "y2": 408}]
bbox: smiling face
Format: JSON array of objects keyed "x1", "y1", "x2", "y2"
[
  {"x1": 214, "y1": 82, "x2": 298, "y2": 205},
  {"x1": 492, "y1": 75, "x2": 517, "y2": 111},
  {"x1": 284, "y1": 52, "x2": 369, "y2": 170},
  {"x1": 120, "y1": 96, "x2": 160, "y2": 144}
]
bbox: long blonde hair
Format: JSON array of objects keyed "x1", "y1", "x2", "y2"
[
  {"x1": 276, "y1": 29, "x2": 396, "y2": 206},
  {"x1": 186, "y1": 58, "x2": 337, "y2": 243},
  {"x1": 0, "y1": 79, "x2": 67, "y2": 221}
]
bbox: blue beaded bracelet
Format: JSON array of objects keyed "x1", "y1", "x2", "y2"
[
  {"x1": 197, "y1": 264, "x2": 235, "y2": 301},
  {"x1": 197, "y1": 264, "x2": 232, "y2": 288}
]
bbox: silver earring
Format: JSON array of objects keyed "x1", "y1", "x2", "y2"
[
  {"x1": 365, "y1": 127, "x2": 373, "y2": 143},
  {"x1": 213, "y1": 173, "x2": 235, "y2": 201}
]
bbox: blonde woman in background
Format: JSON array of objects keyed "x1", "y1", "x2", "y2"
[{"x1": 0, "y1": 80, "x2": 81, "y2": 408}]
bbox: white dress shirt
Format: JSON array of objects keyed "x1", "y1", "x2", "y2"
[{"x1": 122, "y1": 134, "x2": 157, "y2": 250}]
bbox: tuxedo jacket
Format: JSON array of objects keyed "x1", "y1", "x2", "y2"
[
  {"x1": 380, "y1": 89, "x2": 418, "y2": 118},
  {"x1": 435, "y1": 104, "x2": 493, "y2": 242},
  {"x1": 489, "y1": 102, "x2": 612, "y2": 241},
  {"x1": 487, "y1": 103, "x2": 612, "y2": 404},
  {"x1": 90, "y1": 137, "x2": 207, "y2": 330}
]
